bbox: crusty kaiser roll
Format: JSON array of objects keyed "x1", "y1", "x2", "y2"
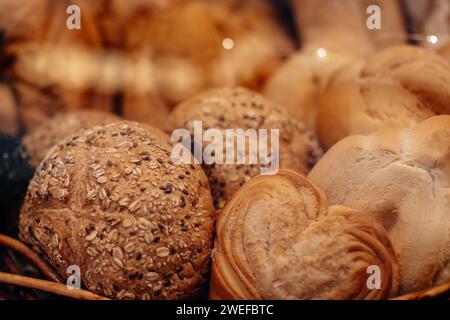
[
  {"x1": 20, "y1": 121, "x2": 215, "y2": 299},
  {"x1": 168, "y1": 87, "x2": 321, "y2": 209},
  {"x1": 309, "y1": 116, "x2": 450, "y2": 293},
  {"x1": 317, "y1": 45, "x2": 450, "y2": 149},
  {"x1": 210, "y1": 170, "x2": 399, "y2": 300},
  {"x1": 23, "y1": 110, "x2": 120, "y2": 167}
]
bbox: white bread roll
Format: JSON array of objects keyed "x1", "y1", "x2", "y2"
[
  {"x1": 264, "y1": 0, "x2": 375, "y2": 126},
  {"x1": 317, "y1": 45, "x2": 450, "y2": 149},
  {"x1": 309, "y1": 115, "x2": 450, "y2": 293},
  {"x1": 264, "y1": 0, "x2": 407, "y2": 127}
]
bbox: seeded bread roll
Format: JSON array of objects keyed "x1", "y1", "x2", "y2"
[
  {"x1": 210, "y1": 170, "x2": 399, "y2": 300},
  {"x1": 309, "y1": 116, "x2": 450, "y2": 293},
  {"x1": 23, "y1": 110, "x2": 120, "y2": 167},
  {"x1": 19, "y1": 121, "x2": 215, "y2": 300},
  {"x1": 317, "y1": 45, "x2": 450, "y2": 149},
  {"x1": 168, "y1": 87, "x2": 322, "y2": 209},
  {"x1": 0, "y1": 83, "x2": 19, "y2": 136}
]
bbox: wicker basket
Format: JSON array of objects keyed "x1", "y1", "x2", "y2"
[{"x1": 1, "y1": 234, "x2": 449, "y2": 300}]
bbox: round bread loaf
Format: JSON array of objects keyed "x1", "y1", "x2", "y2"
[
  {"x1": 168, "y1": 87, "x2": 322, "y2": 209},
  {"x1": 23, "y1": 110, "x2": 120, "y2": 167},
  {"x1": 317, "y1": 45, "x2": 450, "y2": 149},
  {"x1": 264, "y1": 0, "x2": 374, "y2": 126},
  {"x1": 309, "y1": 115, "x2": 450, "y2": 293},
  {"x1": 19, "y1": 121, "x2": 215, "y2": 299},
  {"x1": 210, "y1": 170, "x2": 399, "y2": 299}
]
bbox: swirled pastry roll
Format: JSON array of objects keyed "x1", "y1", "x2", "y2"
[{"x1": 210, "y1": 170, "x2": 399, "y2": 300}]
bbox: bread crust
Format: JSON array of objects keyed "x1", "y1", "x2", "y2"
[
  {"x1": 309, "y1": 115, "x2": 450, "y2": 292},
  {"x1": 210, "y1": 170, "x2": 399, "y2": 299},
  {"x1": 20, "y1": 121, "x2": 215, "y2": 299},
  {"x1": 23, "y1": 110, "x2": 120, "y2": 167},
  {"x1": 317, "y1": 45, "x2": 450, "y2": 149},
  {"x1": 168, "y1": 87, "x2": 322, "y2": 209}
]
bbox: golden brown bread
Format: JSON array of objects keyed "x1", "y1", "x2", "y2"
[
  {"x1": 5, "y1": 0, "x2": 292, "y2": 112},
  {"x1": 145, "y1": 0, "x2": 294, "y2": 104},
  {"x1": 264, "y1": 0, "x2": 374, "y2": 126},
  {"x1": 0, "y1": 83, "x2": 19, "y2": 136},
  {"x1": 317, "y1": 45, "x2": 450, "y2": 149},
  {"x1": 309, "y1": 115, "x2": 450, "y2": 293},
  {"x1": 168, "y1": 87, "x2": 322, "y2": 209},
  {"x1": 361, "y1": 0, "x2": 407, "y2": 48},
  {"x1": 23, "y1": 110, "x2": 120, "y2": 167},
  {"x1": 265, "y1": 0, "x2": 408, "y2": 127},
  {"x1": 121, "y1": 89, "x2": 169, "y2": 131},
  {"x1": 210, "y1": 170, "x2": 399, "y2": 300},
  {"x1": 20, "y1": 121, "x2": 215, "y2": 299},
  {"x1": 439, "y1": 42, "x2": 450, "y2": 61},
  {"x1": 0, "y1": 0, "x2": 102, "y2": 47}
]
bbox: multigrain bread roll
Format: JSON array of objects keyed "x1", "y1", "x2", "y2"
[
  {"x1": 20, "y1": 121, "x2": 215, "y2": 299},
  {"x1": 168, "y1": 87, "x2": 322, "y2": 209},
  {"x1": 210, "y1": 170, "x2": 399, "y2": 300},
  {"x1": 317, "y1": 45, "x2": 450, "y2": 149},
  {"x1": 309, "y1": 116, "x2": 450, "y2": 293},
  {"x1": 23, "y1": 110, "x2": 120, "y2": 167}
]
